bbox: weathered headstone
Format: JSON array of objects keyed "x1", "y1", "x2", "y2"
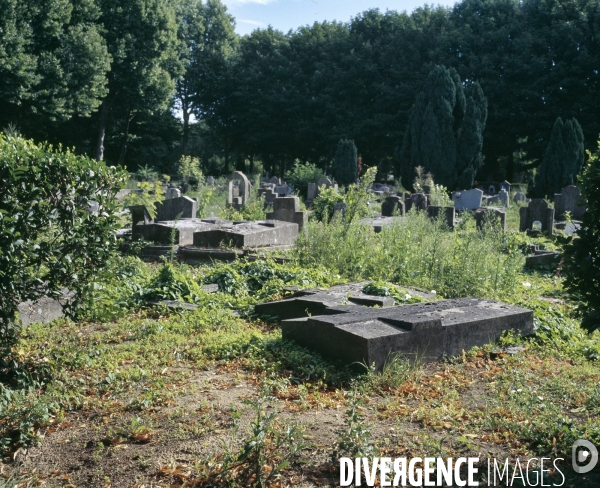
[
  {"x1": 280, "y1": 298, "x2": 533, "y2": 367},
  {"x1": 519, "y1": 199, "x2": 554, "y2": 234},
  {"x1": 316, "y1": 177, "x2": 338, "y2": 196},
  {"x1": 488, "y1": 185, "x2": 496, "y2": 194},
  {"x1": 381, "y1": 195, "x2": 405, "y2": 217},
  {"x1": 488, "y1": 189, "x2": 510, "y2": 207},
  {"x1": 333, "y1": 202, "x2": 347, "y2": 216},
  {"x1": 405, "y1": 193, "x2": 428, "y2": 212},
  {"x1": 258, "y1": 186, "x2": 278, "y2": 206},
  {"x1": 227, "y1": 171, "x2": 251, "y2": 209},
  {"x1": 166, "y1": 187, "x2": 181, "y2": 200},
  {"x1": 269, "y1": 176, "x2": 281, "y2": 186},
  {"x1": 156, "y1": 196, "x2": 197, "y2": 221},
  {"x1": 266, "y1": 196, "x2": 308, "y2": 232},
  {"x1": 513, "y1": 191, "x2": 527, "y2": 204},
  {"x1": 306, "y1": 182, "x2": 317, "y2": 204},
  {"x1": 274, "y1": 184, "x2": 290, "y2": 197},
  {"x1": 500, "y1": 180, "x2": 511, "y2": 192},
  {"x1": 553, "y1": 185, "x2": 586, "y2": 221},
  {"x1": 427, "y1": 206, "x2": 456, "y2": 229},
  {"x1": 452, "y1": 188, "x2": 483, "y2": 211},
  {"x1": 474, "y1": 207, "x2": 507, "y2": 231},
  {"x1": 206, "y1": 176, "x2": 215, "y2": 186}
]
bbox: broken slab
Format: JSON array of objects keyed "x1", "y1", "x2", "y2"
[
  {"x1": 193, "y1": 220, "x2": 298, "y2": 248},
  {"x1": 280, "y1": 298, "x2": 533, "y2": 368}
]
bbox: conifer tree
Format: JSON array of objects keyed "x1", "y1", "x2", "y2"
[
  {"x1": 399, "y1": 66, "x2": 487, "y2": 190},
  {"x1": 535, "y1": 117, "x2": 584, "y2": 197},
  {"x1": 333, "y1": 139, "x2": 358, "y2": 186}
]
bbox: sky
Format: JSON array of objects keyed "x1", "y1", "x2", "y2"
[{"x1": 222, "y1": 0, "x2": 459, "y2": 36}]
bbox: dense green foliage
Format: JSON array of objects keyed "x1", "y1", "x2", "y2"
[
  {"x1": 333, "y1": 139, "x2": 358, "y2": 186},
  {"x1": 284, "y1": 160, "x2": 325, "y2": 199},
  {"x1": 399, "y1": 66, "x2": 487, "y2": 190},
  {"x1": 564, "y1": 141, "x2": 600, "y2": 332},
  {"x1": 2, "y1": 0, "x2": 599, "y2": 182},
  {"x1": 535, "y1": 117, "x2": 584, "y2": 197},
  {"x1": 0, "y1": 135, "x2": 126, "y2": 365}
]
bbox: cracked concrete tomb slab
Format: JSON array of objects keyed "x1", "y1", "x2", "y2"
[
  {"x1": 254, "y1": 282, "x2": 434, "y2": 321},
  {"x1": 134, "y1": 218, "x2": 230, "y2": 246},
  {"x1": 280, "y1": 298, "x2": 533, "y2": 368},
  {"x1": 193, "y1": 220, "x2": 298, "y2": 248}
]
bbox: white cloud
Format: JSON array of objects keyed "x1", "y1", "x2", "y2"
[{"x1": 237, "y1": 19, "x2": 268, "y2": 26}]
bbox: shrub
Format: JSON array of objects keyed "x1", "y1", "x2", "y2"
[
  {"x1": 0, "y1": 135, "x2": 126, "y2": 366},
  {"x1": 284, "y1": 160, "x2": 325, "y2": 199},
  {"x1": 177, "y1": 155, "x2": 204, "y2": 190},
  {"x1": 564, "y1": 140, "x2": 600, "y2": 332}
]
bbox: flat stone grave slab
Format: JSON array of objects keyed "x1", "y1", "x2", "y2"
[
  {"x1": 193, "y1": 220, "x2": 298, "y2": 248},
  {"x1": 359, "y1": 216, "x2": 405, "y2": 233},
  {"x1": 135, "y1": 218, "x2": 230, "y2": 246},
  {"x1": 255, "y1": 282, "x2": 434, "y2": 321},
  {"x1": 280, "y1": 298, "x2": 533, "y2": 368}
]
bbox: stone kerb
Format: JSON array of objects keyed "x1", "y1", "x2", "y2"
[
  {"x1": 554, "y1": 185, "x2": 586, "y2": 221},
  {"x1": 519, "y1": 198, "x2": 555, "y2": 234},
  {"x1": 266, "y1": 196, "x2": 308, "y2": 232},
  {"x1": 227, "y1": 171, "x2": 251, "y2": 208}
]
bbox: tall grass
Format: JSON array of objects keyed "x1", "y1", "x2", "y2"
[{"x1": 294, "y1": 211, "x2": 524, "y2": 299}]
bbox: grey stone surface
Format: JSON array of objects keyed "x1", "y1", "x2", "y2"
[
  {"x1": 307, "y1": 183, "x2": 317, "y2": 203},
  {"x1": 488, "y1": 189, "x2": 510, "y2": 207},
  {"x1": 488, "y1": 185, "x2": 496, "y2": 194},
  {"x1": 474, "y1": 207, "x2": 507, "y2": 231},
  {"x1": 258, "y1": 186, "x2": 278, "y2": 206},
  {"x1": 207, "y1": 176, "x2": 215, "y2": 185},
  {"x1": 274, "y1": 184, "x2": 291, "y2": 196},
  {"x1": 333, "y1": 202, "x2": 347, "y2": 216},
  {"x1": 156, "y1": 196, "x2": 197, "y2": 221},
  {"x1": 266, "y1": 196, "x2": 308, "y2": 232},
  {"x1": 281, "y1": 298, "x2": 533, "y2": 367},
  {"x1": 500, "y1": 181, "x2": 511, "y2": 192},
  {"x1": 513, "y1": 191, "x2": 527, "y2": 204},
  {"x1": 452, "y1": 189, "x2": 483, "y2": 211},
  {"x1": 405, "y1": 193, "x2": 428, "y2": 212},
  {"x1": 360, "y1": 216, "x2": 405, "y2": 233},
  {"x1": 166, "y1": 187, "x2": 181, "y2": 199},
  {"x1": 526, "y1": 251, "x2": 562, "y2": 268},
  {"x1": 427, "y1": 206, "x2": 456, "y2": 229},
  {"x1": 519, "y1": 198, "x2": 554, "y2": 234},
  {"x1": 135, "y1": 218, "x2": 228, "y2": 246},
  {"x1": 316, "y1": 177, "x2": 338, "y2": 197},
  {"x1": 17, "y1": 290, "x2": 74, "y2": 327},
  {"x1": 381, "y1": 196, "x2": 405, "y2": 217},
  {"x1": 554, "y1": 185, "x2": 586, "y2": 221},
  {"x1": 116, "y1": 189, "x2": 133, "y2": 200},
  {"x1": 227, "y1": 171, "x2": 251, "y2": 208},
  {"x1": 269, "y1": 176, "x2": 281, "y2": 186},
  {"x1": 193, "y1": 220, "x2": 299, "y2": 248}
]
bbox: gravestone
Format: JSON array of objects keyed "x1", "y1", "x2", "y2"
[
  {"x1": 500, "y1": 180, "x2": 511, "y2": 192},
  {"x1": 513, "y1": 191, "x2": 527, "y2": 204},
  {"x1": 474, "y1": 207, "x2": 507, "y2": 231},
  {"x1": 266, "y1": 196, "x2": 308, "y2": 232},
  {"x1": 227, "y1": 171, "x2": 251, "y2": 209},
  {"x1": 519, "y1": 199, "x2": 554, "y2": 234},
  {"x1": 166, "y1": 187, "x2": 181, "y2": 200},
  {"x1": 274, "y1": 184, "x2": 290, "y2": 197},
  {"x1": 207, "y1": 176, "x2": 215, "y2": 186},
  {"x1": 405, "y1": 193, "x2": 428, "y2": 212},
  {"x1": 280, "y1": 298, "x2": 533, "y2": 368},
  {"x1": 306, "y1": 183, "x2": 317, "y2": 204},
  {"x1": 381, "y1": 196, "x2": 405, "y2": 217},
  {"x1": 427, "y1": 206, "x2": 456, "y2": 229},
  {"x1": 488, "y1": 185, "x2": 496, "y2": 194},
  {"x1": 333, "y1": 202, "x2": 347, "y2": 216},
  {"x1": 156, "y1": 196, "x2": 197, "y2": 221},
  {"x1": 258, "y1": 186, "x2": 278, "y2": 207},
  {"x1": 129, "y1": 205, "x2": 154, "y2": 240},
  {"x1": 316, "y1": 177, "x2": 338, "y2": 196},
  {"x1": 193, "y1": 220, "x2": 299, "y2": 248},
  {"x1": 554, "y1": 185, "x2": 586, "y2": 221},
  {"x1": 488, "y1": 189, "x2": 510, "y2": 207},
  {"x1": 452, "y1": 189, "x2": 483, "y2": 211},
  {"x1": 360, "y1": 216, "x2": 404, "y2": 233},
  {"x1": 269, "y1": 176, "x2": 281, "y2": 186}
]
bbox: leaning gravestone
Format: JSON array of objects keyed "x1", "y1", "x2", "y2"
[
  {"x1": 427, "y1": 206, "x2": 456, "y2": 229},
  {"x1": 381, "y1": 195, "x2": 405, "y2": 217},
  {"x1": 488, "y1": 189, "x2": 510, "y2": 207},
  {"x1": 513, "y1": 191, "x2": 527, "y2": 204},
  {"x1": 452, "y1": 188, "x2": 483, "y2": 211},
  {"x1": 553, "y1": 185, "x2": 586, "y2": 221},
  {"x1": 227, "y1": 171, "x2": 251, "y2": 209},
  {"x1": 280, "y1": 297, "x2": 533, "y2": 368},
  {"x1": 266, "y1": 196, "x2": 308, "y2": 232},
  {"x1": 474, "y1": 207, "x2": 507, "y2": 231},
  {"x1": 156, "y1": 196, "x2": 197, "y2": 221},
  {"x1": 519, "y1": 198, "x2": 554, "y2": 234}
]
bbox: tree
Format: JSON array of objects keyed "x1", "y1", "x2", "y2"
[
  {"x1": 534, "y1": 117, "x2": 584, "y2": 197},
  {"x1": 399, "y1": 65, "x2": 487, "y2": 190},
  {"x1": 333, "y1": 139, "x2": 358, "y2": 186},
  {"x1": 0, "y1": 134, "x2": 126, "y2": 367},
  {"x1": 95, "y1": 0, "x2": 181, "y2": 164},
  {"x1": 0, "y1": 0, "x2": 110, "y2": 136},
  {"x1": 564, "y1": 140, "x2": 600, "y2": 332},
  {"x1": 175, "y1": 0, "x2": 237, "y2": 156}
]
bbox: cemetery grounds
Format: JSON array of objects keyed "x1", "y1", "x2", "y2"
[{"x1": 2, "y1": 197, "x2": 600, "y2": 488}]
